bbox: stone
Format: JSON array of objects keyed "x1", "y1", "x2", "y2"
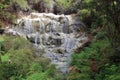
[
  {"x1": 26, "y1": 34, "x2": 40, "y2": 44},
  {"x1": 0, "y1": 29, "x2": 5, "y2": 35},
  {"x1": 53, "y1": 48, "x2": 65, "y2": 54}
]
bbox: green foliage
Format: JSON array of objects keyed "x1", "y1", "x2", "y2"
[
  {"x1": 70, "y1": 32, "x2": 120, "y2": 80},
  {"x1": 78, "y1": 9, "x2": 91, "y2": 20},
  {"x1": 11, "y1": 37, "x2": 31, "y2": 49},
  {"x1": 1, "y1": 53, "x2": 9, "y2": 62},
  {"x1": 104, "y1": 64, "x2": 120, "y2": 80},
  {"x1": 0, "y1": 37, "x2": 5, "y2": 55},
  {"x1": 71, "y1": 0, "x2": 120, "y2": 79},
  {"x1": 0, "y1": 11, "x2": 16, "y2": 22},
  {"x1": 78, "y1": 0, "x2": 120, "y2": 27},
  {"x1": 29, "y1": 63, "x2": 42, "y2": 73},
  {"x1": 0, "y1": 35, "x2": 66, "y2": 80},
  {"x1": 0, "y1": 37, "x2": 4, "y2": 44},
  {"x1": 56, "y1": 0, "x2": 74, "y2": 9},
  {"x1": 26, "y1": 70, "x2": 50, "y2": 80},
  {"x1": 12, "y1": 0, "x2": 29, "y2": 9},
  {"x1": 77, "y1": 4, "x2": 120, "y2": 80},
  {"x1": 0, "y1": 0, "x2": 16, "y2": 26},
  {"x1": 44, "y1": 0, "x2": 51, "y2": 7},
  {"x1": 0, "y1": 3, "x2": 6, "y2": 9},
  {"x1": 0, "y1": 62, "x2": 21, "y2": 80}
]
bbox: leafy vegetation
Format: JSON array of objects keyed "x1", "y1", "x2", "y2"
[
  {"x1": 12, "y1": 0, "x2": 29, "y2": 9},
  {"x1": 0, "y1": 0, "x2": 30, "y2": 27},
  {"x1": 69, "y1": 33, "x2": 120, "y2": 79},
  {"x1": 56, "y1": 0, "x2": 74, "y2": 9},
  {"x1": 69, "y1": 34, "x2": 117, "y2": 79},
  {"x1": 0, "y1": 0, "x2": 16, "y2": 27},
  {"x1": 0, "y1": 35, "x2": 66, "y2": 80},
  {"x1": 69, "y1": 0, "x2": 120, "y2": 80},
  {"x1": 79, "y1": 0, "x2": 120, "y2": 63}
]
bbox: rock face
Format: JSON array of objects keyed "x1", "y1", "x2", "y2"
[{"x1": 6, "y1": 13, "x2": 88, "y2": 73}]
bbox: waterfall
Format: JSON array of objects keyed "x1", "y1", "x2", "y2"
[{"x1": 7, "y1": 13, "x2": 88, "y2": 73}]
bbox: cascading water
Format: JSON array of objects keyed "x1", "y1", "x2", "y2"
[
  {"x1": 39, "y1": 19, "x2": 44, "y2": 33},
  {"x1": 6, "y1": 13, "x2": 88, "y2": 73},
  {"x1": 34, "y1": 32, "x2": 39, "y2": 45},
  {"x1": 62, "y1": 15, "x2": 69, "y2": 34}
]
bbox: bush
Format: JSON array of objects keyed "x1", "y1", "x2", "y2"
[
  {"x1": 0, "y1": 35, "x2": 66, "y2": 80},
  {"x1": 12, "y1": 0, "x2": 29, "y2": 9},
  {"x1": 70, "y1": 34, "x2": 120, "y2": 80},
  {"x1": 56, "y1": 0, "x2": 74, "y2": 9},
  {"x1": 78, "y1": 9, "x2": 91, "y2": 20}
]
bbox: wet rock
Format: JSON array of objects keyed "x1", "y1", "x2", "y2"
[
  {"x1": 53, "y1": 38, "x2": 62, "y2": 47},
  {"x1": 53, "y1": 48, "x2": 65, "y2": 54},
  {"x1": 26, "y1": 34, "x2": 40, "y2": 44},
  {"x1": 59, "y1": 57, "x2": 67, "y2": 62},
  {"x1": 0, "y1": 29, "x2": 5, "y2": 35},
  {"x1": 32, "y1": 20, "x2": 40, "y2": 31},
  {"x1": 74, "y1": 39, "x2": 91, "y2": 53}
]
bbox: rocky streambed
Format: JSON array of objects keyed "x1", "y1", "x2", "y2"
[{"x1": 6, "y1": 13, "x2": 89, "y2": 73}]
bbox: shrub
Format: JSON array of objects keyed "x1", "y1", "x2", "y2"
[
  {"x1": 78, "y1": 9, "x2": 91, "y2": 20},
  {"x1": 0, "y1": 35, "x2": 65, "y2": 80},
  {"x1": 70, "y1": 34, "x2": 119, "y2": 80},
  {"x1": 56, "y1": 0, "x2": 74, "y2": 9},
  {"x1": 12, "y1": 0, "x2": 29, "y2": 9}
]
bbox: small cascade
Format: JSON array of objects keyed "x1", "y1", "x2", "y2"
[
  {"x1": 34, "y1": 32, "x2": 39, "y2": 45},
  {"x1": 28, "y1": 20, "x2": 33, "y2": 34},
  {"x1": 63, "y1": 37, "x2": 70, "y2": 52},
  {"x1": 39, "y1": 19, "x2": 45, "y2": 34},
  {"x1": 49, "y1": 21, "x2": 53, "y2": 36},
  {"x1": 63, "y1": 37, "x2": 76, "y2": 53},
  {"x1": 6, "y1": 13, "x2": 88, "y2": 73},
  {"x1": 62, "y1": 15, "x2": 69, "y2": 34},
  {"x1": 24, "y1": 18, "x2": 34, "y2": 34}
]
